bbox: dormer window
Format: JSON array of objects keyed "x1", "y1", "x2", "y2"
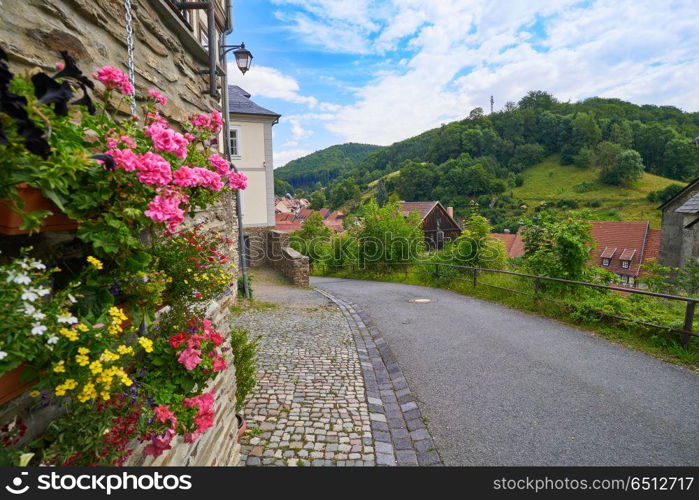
[
  {"x1": 602, "y1": 258, "x2": 610, "y2": 267},
  {"x1": 619, "y1": 249, "x2": 636, "y2": 270},
  {"x1": 621, "y1": 260, "x2": 630, "y2": 269},
  {"x1": 600, "y1": 247, "x2": 616, "y2": 267}
]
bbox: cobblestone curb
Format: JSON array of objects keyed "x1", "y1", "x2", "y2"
[{"x1": 315, "y1": 288, "x2": 443, "y2": 466}]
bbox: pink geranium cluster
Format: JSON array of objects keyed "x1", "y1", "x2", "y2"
[
  {"x1": 189, "y1": 110, "x2": 223, "y2": 134},
  {"x1": 106, "y1": 135, "x2": 137, "y2": 149},
  {"x1": 172, "y1": 166, "x2": 223, "y2": 191},
  {"x1": 145, "y1": 122, "x2": 189, "y2": 159},
  {"x1": 148, "y1": 89, "x2": 168, "y2": 106},
  {"x1": 143, "y1": 405, "x2": 177, "y2": 457},
  {"x1": 208, "y1": 154, "x2": 230, "y2": 177},
  {"x1": 136, "y1": 152, "x2": 173, "y2": 186},
  {"x1": 182, "y1": 390, "x2": 216, "y2": 443},
  {"x1": 169, "y1": 318, "x2": 227, "y2": 373},
  {"x1": 93, "y1": 66, "x2": 134, "y2": 96},
  {"x1": 228, "y1": 171, "x2": 248, "y2": 190},
  {"x1": 144, "y1": 189, "x2": 187, "y2": 232}
]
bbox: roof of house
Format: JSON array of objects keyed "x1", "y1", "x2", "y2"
[
  {"x1": 658, "y1": 177, "x2": 695, "y2": 211},
  {"x1": 490, "y1": 233, "x2": 516, "y2": 254},
  {"x1": 590, "y1": 221, "x2": 658, "y2": 277},
  {"x1": 490, "y1": 227, "x2": 525, "y2": 258},
  {"x1": 228, "y1": 85, "x2": 281, "y2": 118},
  {"x1": 675, "y1": 193, "x2": 699, "y2": 214},
  {"x1": 398, "y1": 201, "x2": 461, "y2": 230}
]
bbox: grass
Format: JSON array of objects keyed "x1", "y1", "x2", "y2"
[
  {"x1": 314, "y1": 264, "x2": 698, "y2": 370},
  {"x1": 512, "y1": 155, "x2": 685, "y2": 228}
]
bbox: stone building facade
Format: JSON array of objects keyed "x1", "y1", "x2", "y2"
[
  {"x1": 1, "y1": 0, "x2": 243, "y2": 465},
  {"x1": 659, "y1": 178, "x2": 699, "y2": 269}
]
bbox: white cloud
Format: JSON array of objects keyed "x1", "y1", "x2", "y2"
[
  {"x1": 228, "y1": 64, "x2": 319, "y2": 107},
  {"x1": 274, "y1": 148, "x2": 314, "y2": 168},
  {"x1": 275, "y1": 0, "x2": 699, "y2": 145}
]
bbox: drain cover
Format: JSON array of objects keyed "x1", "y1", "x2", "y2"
[{"x1": 409, "y1": 298, "x2": 433, "y2": 303}]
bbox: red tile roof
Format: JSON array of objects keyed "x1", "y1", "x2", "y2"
[
  {"x1": 490, "y1": 233, "x2": 516, "y2": 255},
  {"x1": 589, "y1": 221, "x2": 654, "y2": 277}
]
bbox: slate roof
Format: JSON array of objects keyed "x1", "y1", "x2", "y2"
[
  {"x1": 228, "y1": 85, "x2": 281, "y2": 118},
  {"x1": 675, "y1": 193, "x2": 699, "y2": 214}
]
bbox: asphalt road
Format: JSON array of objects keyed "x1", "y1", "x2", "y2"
[{"x1": 312, "y1": 277, "x2": 699, "y2": 466}]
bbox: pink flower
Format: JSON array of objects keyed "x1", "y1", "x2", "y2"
[
  {"x1": 137, "y1": 152, "x2": 172, "y2": 185},
  {"x1": 56, "y1": 62, "x2": 65, "y2": 70},
  {"x1": 146, "y1": 111, "x2": 168, "y2": 127},
  {"x1": 189, "y1": 111, "x2": 222, "y2": 134},
  {"x1": 191, "y1": 167, "x2": 223, "y2": 191},
  {"x1": 144, "y1": 190, "x2": 187, "y2": 232},
  {"x1": 212, "y1": 356, "x2": 227, "y2": 372},
  {"x1": 208, "y1": 154, "x2": 230, "y2": 177},
  {"x1": 93, "y1": 66, "x2": 134, "y2": 96},
  {"x1": 153, "y1": 405, "x2": 177, "y2": 425},
  {"x1": 177, "y1": 346, "x2": 202, "y2": 371},
  {"x1": 228, "y1": 171, "x2": 248, "y2": 190},
  {"x1": 120, "y1": 135, "x2": 137, "y2": 148},
  {"x1": 183, "y1": 391, "x2": 216, "y2": 437},
  {"x1": 144, "y1": 122, "x2": 189, "y2": 159},
  {"x1": 143, "y1": 428, "x2": 175, "y2": 457},
  {"x1": 172, "y1": 166, "x2": 200, "y2": 187},
  {"x1": 107, "y1": 148, "x2": 139, "y2": 172},
  {"x1": 148, "y1": 89, "x2": 168, "y2": 106},
  {"x1": 209, "y1": 111, "x2": 223, "y2": 134},
  {"x1": 184, "y1": 133, "x2": 195, "y2": 142}
]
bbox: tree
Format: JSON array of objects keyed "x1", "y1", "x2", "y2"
[
  {"x1": 309, "y1": 190, "x2": 326, "y2": 210},
  {"x1": 608, "y1": 120, "x2": 633, "y2": 148},
  {"x1": 571, "y1": 112, "x2": 602, "y2": 149},
  {"x1": 376, "y1": 179, "x2": 388, "y2": 207},
  {"x1": 573, "y1": 147, "x2": 595, "y2": 168},
  {"x1": 395, "y1": 160, "x2": 437, "y2": 201},
  {"x1": 274, "y1": 176, "x2": 293, "y2": 196},
  {"x1": 595, "y1": 141, "x2": 623, "y2": 169},
  {"x1": 522, "y1": 211, "x2": 594, "y2": 280},
  {"x1": 518, "y1": 90, "x2": 558, "y2": 111},
  {"x1": 599, "y1": 149, "x2": 645, "y2": 186},
  {"x1": 290, "y1": 212, "x2": 331, "y2": 266}
]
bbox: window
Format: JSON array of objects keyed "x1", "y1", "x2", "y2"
[
  {"x1": 621, "y1": 260, "x2": 630, "y2": 269},
  {"x1": 229, "y1": 127, "x2": 240, "y2": 157},
  {"x1": 620, "y1": 274, "x2": 630, "y2": 285},
  {"x1": 199, "y1": 28, "x2": 209, "y2": 52},
  {"x1": 602, "y1": 258, "x2": 610, "y2": 267}
]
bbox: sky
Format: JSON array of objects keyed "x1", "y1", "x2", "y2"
[{"x1": 226, "y1": 0, "x2": 699, "y2": 168}]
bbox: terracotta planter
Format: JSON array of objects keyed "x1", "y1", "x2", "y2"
[
  {"x1": 0, "y1": 365, "x2": 36, "y2": 405},
  {"x1": 235, "y1": 413, "x2": 247, "y2": 443},
  {"x1": 0, "y1": 184, "x2": 77, "y2": 235}
]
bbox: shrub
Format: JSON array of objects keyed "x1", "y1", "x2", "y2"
[{"x1": 229, "y1": 328, "x2": 258, "y2": 412}]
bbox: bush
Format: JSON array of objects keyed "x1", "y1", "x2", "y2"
[
  {"x1": 647, "y1": 184, "x2": 684, "y2": 204},
  {"x1": 229, "y1": 328, "x2": 258, "y2": 412}
]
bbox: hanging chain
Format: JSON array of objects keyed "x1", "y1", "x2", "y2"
[{"x1": 124, "y1": 0, "x2": 137, "y2": 115}]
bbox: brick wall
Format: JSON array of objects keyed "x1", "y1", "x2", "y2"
[
  {"x1": 0, "y1": 0, "x2": 242, "y2": 466},
  {"x1": 267, "y1": 230, "x2": 310, "y2": 287}
]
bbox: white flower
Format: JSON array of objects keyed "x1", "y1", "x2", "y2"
[
  {"x1": 0, "y1": 351, "x2": 7, "y2": 360},
  {"x1": 68, "y1": 294, "x2": 77, "y2": 304},
  {"x1": 32, "y1": 311, "x2": 46, "y2": 321},
  {"x1": 23, "y1": 303, "x2": 37, "y2": 315},
  {"x1": 21, "y1": 290, "x2": 39, "y2": 302},
  {"x1": 13, "y1": 273, "x2": 31, "y2": 285},
  {"x1": 46, "y1": 336, "x2": 59, "y2": 345},
  {"x1": 34, "y1": 287, "x2": 50, "y2": 297},
  {"x1": 57, "y1": 313, "x2": 78, "y2": 325},
  {"x1": 31, "y1": 322, "x2": 47, "y2": 335},
  {"x1": 29, "y1": 260, "x2": 46, "y2": 270}
]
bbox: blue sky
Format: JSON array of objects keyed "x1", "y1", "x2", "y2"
[{"x1": 226, "y1": 0, "x2": 699, "y2": 167}]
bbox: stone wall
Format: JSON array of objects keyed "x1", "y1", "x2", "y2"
[
  {"x1": 267, "y1": 230, "x2": 310, "y2": 287},
  {"x1": 659, "y1": 185, "x2": 699, "y2": 268},
  {"x1": 0, "y1": 0, "x2": 242, "y2": 466},
  {"x1": 245, "y1": 226, "x2": 271, "y2": 267}
]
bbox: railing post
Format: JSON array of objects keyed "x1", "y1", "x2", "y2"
[
  {"x1": 473, "y1": 268, "x2": 478, "y2": 287},
  {"x1": 434, "y1": 264, "x2": 440, "y2": 279},
  {"x1": 534, "y1": 277, "x2": 540, "y2": 296},
  {"x1": 682, "y1": 301, "x2": 695, "y2": 347}
]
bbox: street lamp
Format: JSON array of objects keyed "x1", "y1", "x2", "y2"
[{"x1": 223, "y1": 42, "x2": 253, "y2": 74}]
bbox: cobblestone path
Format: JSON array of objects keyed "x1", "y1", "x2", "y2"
[
  {"x1": 236, "y1": 270, "x2": 375, "y2": 466},
  {"x1": 237, "y1": 268, "x2": 440, "y2": 466}
]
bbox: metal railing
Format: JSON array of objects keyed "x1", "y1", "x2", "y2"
[{"x1": 318, "y1": 261, "x2": 698, "y2": 346}]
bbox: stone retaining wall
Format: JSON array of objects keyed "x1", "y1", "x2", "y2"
[{"x1": 266, "y1": 230, "x2": 310, "y2": 287}]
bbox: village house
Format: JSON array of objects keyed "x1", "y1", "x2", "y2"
[
  {"x1": 491, "y1": 221, "x2": 660, "y2": 287},
  {"x1": 659, "y1": 177, "x2": 699, "y2": 268},
  {"x1": 399, "y1": 201, "x2": 462, "y2": 249},
  {"x1": 274, "y1": 206, "x2": 345, "y2": 233},
  {"x1": 228, "y1": 85, "x2": 281, "y2": 265}
]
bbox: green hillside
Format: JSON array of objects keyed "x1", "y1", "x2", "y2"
[
  {"x1": 275, "y1": 143, "x2": 382, "y2": 189},
  {"x1": 511, "y1": 155, "x2": 682, "y2": 227}
]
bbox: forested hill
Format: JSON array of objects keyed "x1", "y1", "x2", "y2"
[
  {"x1": 304, "y1": 91, "x2": 699, "y2": 215},
  {"x1": 275, "y1": 143, "x2": 382, "y2": 190}
]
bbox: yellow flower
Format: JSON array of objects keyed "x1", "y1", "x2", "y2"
[
  {"x1": 100, "y1": 391, "x2": 111, "y2": 401},
  {"x1": 116, "y1": 345, "x2": 134, "y2": 355},
  {"x1": 138, "y1": 337, "x2": 153, "y2": 353},
  {"x1": 78, "y1": 382, "x2": 97, "y2": 403},
  {"x1": 53, "y1": 361, "x2": 66, "y2": 373},
  {"x1": 76, "y1": 323, "x2": 89, "y2": 332},
  {"x1": 184, "y1": 280, "x2": 188, "y2": 284},
  {"x1": 75, "y1": 354, "x2": 90, "y2": 366},
  {"x1": 64, "y1": 379, "x2": 78, "y2": 390},
  {"x1": 29, "y1": 390, "x2": 40, "y2": 398},
  {"x1": 100, "y1": 350, "x2": 120, "y2": 362},
  {"x1": 87, "y1": 256, "x2": 103, "y2": 270},
  {"x1": 78, "y1": 347, "x2": 90, "y2": 355},
  {"x1": 89, "y1": 360, "x2": 103, "y2": 375},
  {"x1": 59, "y1": 327, "x2": 78, "y2": 341}
]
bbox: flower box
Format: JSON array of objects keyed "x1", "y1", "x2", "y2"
[
  {"x1": 0, "y1": 365, "x2": 36, "y2": 405},
  {"x1": 0, "y1": 185, "x2": 77, "y2": 235}
]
